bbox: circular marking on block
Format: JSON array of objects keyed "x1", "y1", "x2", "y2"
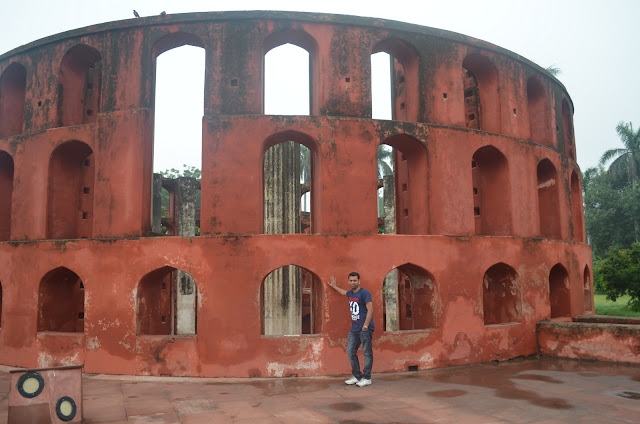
[
  {"x1": 56, "y1": 396, "x2": 77, "y2": 421},
  {"x1": 17, "y1": 372, "x2": 45, "y2": 398}
]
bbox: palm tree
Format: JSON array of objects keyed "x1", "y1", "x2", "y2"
[
  {"x1": 300, "y1": 145, "x2": 311, "y2": 212},
  {"x1": 300, "y1": 145, "x2": 311, "y2": 184},
  {"x1": 599, "y1": 121, "x2": 640, "y2": 240},
  {"x1": 377, "y1": 145, "x2": 393, "y2": 179}
]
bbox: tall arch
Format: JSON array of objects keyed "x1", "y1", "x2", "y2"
[
  {"x1": 0, "y1": 62, "x2": 27, "y2": 138},
  {"x1": 383, "y1": 263, "x2": 436, "y2": 331},
  {"x1": 571, "y1": 171, "x2": 585, "y2": 242},
  {"x1": 584, "y1": 265, "x2": 593, "y2": 313},
  {"x1": 0, "y1": 150, "x2": 14, "y2": 240},
  {"x1": 38, "y1": 267, "x2": 84, "y2": 332},
  {"x1": 537, "y1": 159, "x2": 561, "y2": 239},
  {"x1": 261, "y1": 265, "x2": 321, "y2": 336},
  {"x1": 472, "y1": 146, "x2": 512, "y2": 235},
  {"x1": 483, "y1": 263, "x2": 519, "y2": 325},
  {"x1": 462, "y1": 54, "x2": 500, "y2": 132},
  {"x1": 526, "y1": 77, "x2": 552, "y2": 147},
  {"x1": 264, "y1": 29, "x2": 318, "y2": 115},
  {"x1": 151, "y1": 33, "x2": 205, "y2": 234},
  {"x1": 379, "y1": 134, "x2": 428, "y2": 235},
  {"x1": 58, "y1": 45, "x2": 102, "y2": 127},
  {"x1": 549, "y1": 263, "x2": 571, "y2": 318},
  {"x1": 562, "y1": 99, "x2": 575, "y2": 158},
  {"x1": 47, "y1": 140, "x2": 95, "y2": 239},
  {"x1": 263, "y1": 130, "x2": 320, "y2": 234},
  {"x1": 372, "y1": 39, "x2": 419, "y2": 122},
  {"x1": 137, "y1": 266, "x2": 198, "y2": 335}
]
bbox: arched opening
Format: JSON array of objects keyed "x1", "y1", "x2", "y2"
[
  {"x1": 571, "y1": 171, "x2": 585, "y2": 242},
  {"x1": 151, "y1": 33, "x2": 204, "y2": 237},
  {"x1": 0, "y1": 151, "x2": 14, "y2": 240},
  {"x1": 137, "y1": 266, "x2": 198, "y2": 335},
  {"x1": 378, "y1": 134, "x2": 428, "y2": 235},
  {"x1": 371, "y1": 52, "x2": 392, "y2": 120},
  {"x1": 264, "y1": 43, "x2": 310, "y2": 116},
  {"x1": 483, "y1": 263, "x2": 519, "y2": 325},
  {"x1": 263, "y1": 131, "x2": 318, "y2": 234},
  {"x1": 264, "y1": 29, "x2": 317, "y2": 115},
  {"x1": 383, "y1": 263, "x2": 436, "y2": 331},
  {"x1": 38, "y1": 267, "x2": 84, "y2": 332},
  {"x1": 472, "y1": 146, "x2": 512, "y2": 235},
  {"x1": 261, "y1": 265, "x2": 321, "y2": 336},
  {"x1": 264, "y1": 41, "x2": 312, "y2": 228},
  {"x1": 562, "y1": 99, "x2": 575, "y2": 158},
  {"x1": 0, "y1": 62, "x2": 27, "y2": 138},
  {"x1": 549, "y1": 263, "x2": 571, "y2": 318},
  {"x1": 526, "y1": 77, "x2": 552, "y2": 147},
  {"x1": 462, "y1": 55, "x2": 500, "y2": 132},
  {"x1": 584, "y1": 266, "x2": 593, "y2": 313},
  {"x1": 57, "y1": 45, "x2": 102, "y2": 127},
  {"x1": 537, "y1": 159, "x2": 561, "y2": 239},
  {"x1": 47, "y1": 140, "x2": 94, "y2": 239},
  {"x1": 372, "y1": 39, "x2": 419, "y2": 122}
]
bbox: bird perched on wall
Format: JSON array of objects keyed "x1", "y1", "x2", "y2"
[
  {"x1": 133, "y1": 10, "x2": 140, "y2": 18},
  {"x1": 160, "y1": 11, "x2": 167, "y2": 16}
]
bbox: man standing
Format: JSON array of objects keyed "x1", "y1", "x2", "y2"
[{"x1": 328, "y1": 272, "x2": 374, "y2": 387}]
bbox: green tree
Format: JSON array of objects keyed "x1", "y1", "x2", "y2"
[
  {"x1": 599, "y1": 121, "x2": 640, "y2": 241},
  {"x1": 583, "y1": 167, "x2": 638, "y2": 256},
  {"x1": 598, "y1": 243, "x2": 640, "y2": 312},
  {"x1": 544, "y1": 65, "x2": 561, "y2": 76},
  {"x1": 159, "y1": 164, "x2": 201, "y2": 180}
]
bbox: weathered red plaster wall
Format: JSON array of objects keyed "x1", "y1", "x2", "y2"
[
  {"x1": 0, "y1": 11, "x2": 591, "y2": 377},
  {"x1": 537, "y1": 321, "x2": 640, "y2": 365}
]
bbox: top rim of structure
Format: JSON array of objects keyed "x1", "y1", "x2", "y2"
[{"x1": 0, "y1": 10, "x2": 564, "y2": 88}]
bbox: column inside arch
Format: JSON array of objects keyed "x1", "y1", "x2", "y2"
[{"x1": 263, "y1": 141, "x2": 302, "y2": 335}]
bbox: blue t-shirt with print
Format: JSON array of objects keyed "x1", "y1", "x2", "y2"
[{"x1": 346, "y1": 288, "x2": 374, "y2": 332}]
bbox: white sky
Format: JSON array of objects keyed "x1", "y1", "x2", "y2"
[{"x1": 1, "y1": 0, "x2": 639, "y2": 173}]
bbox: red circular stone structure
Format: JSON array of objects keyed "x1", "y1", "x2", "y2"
[{"x1": 0, "y1": 11, "x2": 592, "y2": 377}]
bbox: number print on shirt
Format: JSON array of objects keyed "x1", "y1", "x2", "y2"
[{"x1": 350, "y1": 300, "x2": 360, "y2": 321}]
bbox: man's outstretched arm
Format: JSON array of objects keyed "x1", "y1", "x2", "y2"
[{"x1": 327, "y1": 276, "x2": 347, "y2": 296}]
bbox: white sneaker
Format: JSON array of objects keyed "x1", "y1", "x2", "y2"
[
  {"x1": 344, "y1": 376, "x2": 360, "y2": 385},
  {"x1": 356, "y1": 379, "x2": 372, "y2": 387}
]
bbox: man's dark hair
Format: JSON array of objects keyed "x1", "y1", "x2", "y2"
[{"x1": 348, "y1": 271, "x2": 360, "y2": 280}]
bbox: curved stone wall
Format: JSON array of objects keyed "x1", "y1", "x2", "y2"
[{"x1": 0, "y1": 11, "x2": 591, "y2": 377}]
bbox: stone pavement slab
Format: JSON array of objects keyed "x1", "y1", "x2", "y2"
[{"x1": 0, "y1": 358, "x2": 639, "y2": 423}]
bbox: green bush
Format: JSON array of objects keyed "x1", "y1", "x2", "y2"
[{"x1": 598, "y1": 243, "x2": 640, "y2": 312}]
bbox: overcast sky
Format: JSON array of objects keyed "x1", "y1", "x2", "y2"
[{"x1": 2, "y1": 0, "x2": 638, "y2": 174}]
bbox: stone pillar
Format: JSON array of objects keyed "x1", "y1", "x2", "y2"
[
  {"x1": 176, "y1": 177, "x2": 198, "y2": 237},
  {"x1": 383, "y1": 173, "x2": 399, "y2": 331},
  {"x1": 263, "y1": 141, "x2": 302, "y2": 335},
  {"x1": 151, "y1": 173, "x2": 163, "y2": 234},
  {"x1": 383, "y1": 174, "x2": 396, "y2": 234},
  {"x1": 175, "y1": 177, "x2": 198, "y2": 335}
]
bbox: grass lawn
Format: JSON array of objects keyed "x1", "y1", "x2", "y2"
[{"x1": 594, "y1": 294, "x2": 640, "y2": 317}]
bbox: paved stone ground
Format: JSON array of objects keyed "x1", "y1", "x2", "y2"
[{"x1": 1, "y1": 358, "x2": 639, "y2": 423}]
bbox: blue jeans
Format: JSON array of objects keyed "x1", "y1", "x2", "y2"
[{"x1": 347, "y1": 330, "x2": 373, "y2": 380}]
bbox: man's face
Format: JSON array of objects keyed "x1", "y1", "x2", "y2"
[{"x1": 348, "y1": 276, "x2": 360, "y2": 290}]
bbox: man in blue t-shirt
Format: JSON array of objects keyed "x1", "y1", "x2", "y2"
[{"x1": 328, "y1": 272, "x2": 374, "y2": 387}]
